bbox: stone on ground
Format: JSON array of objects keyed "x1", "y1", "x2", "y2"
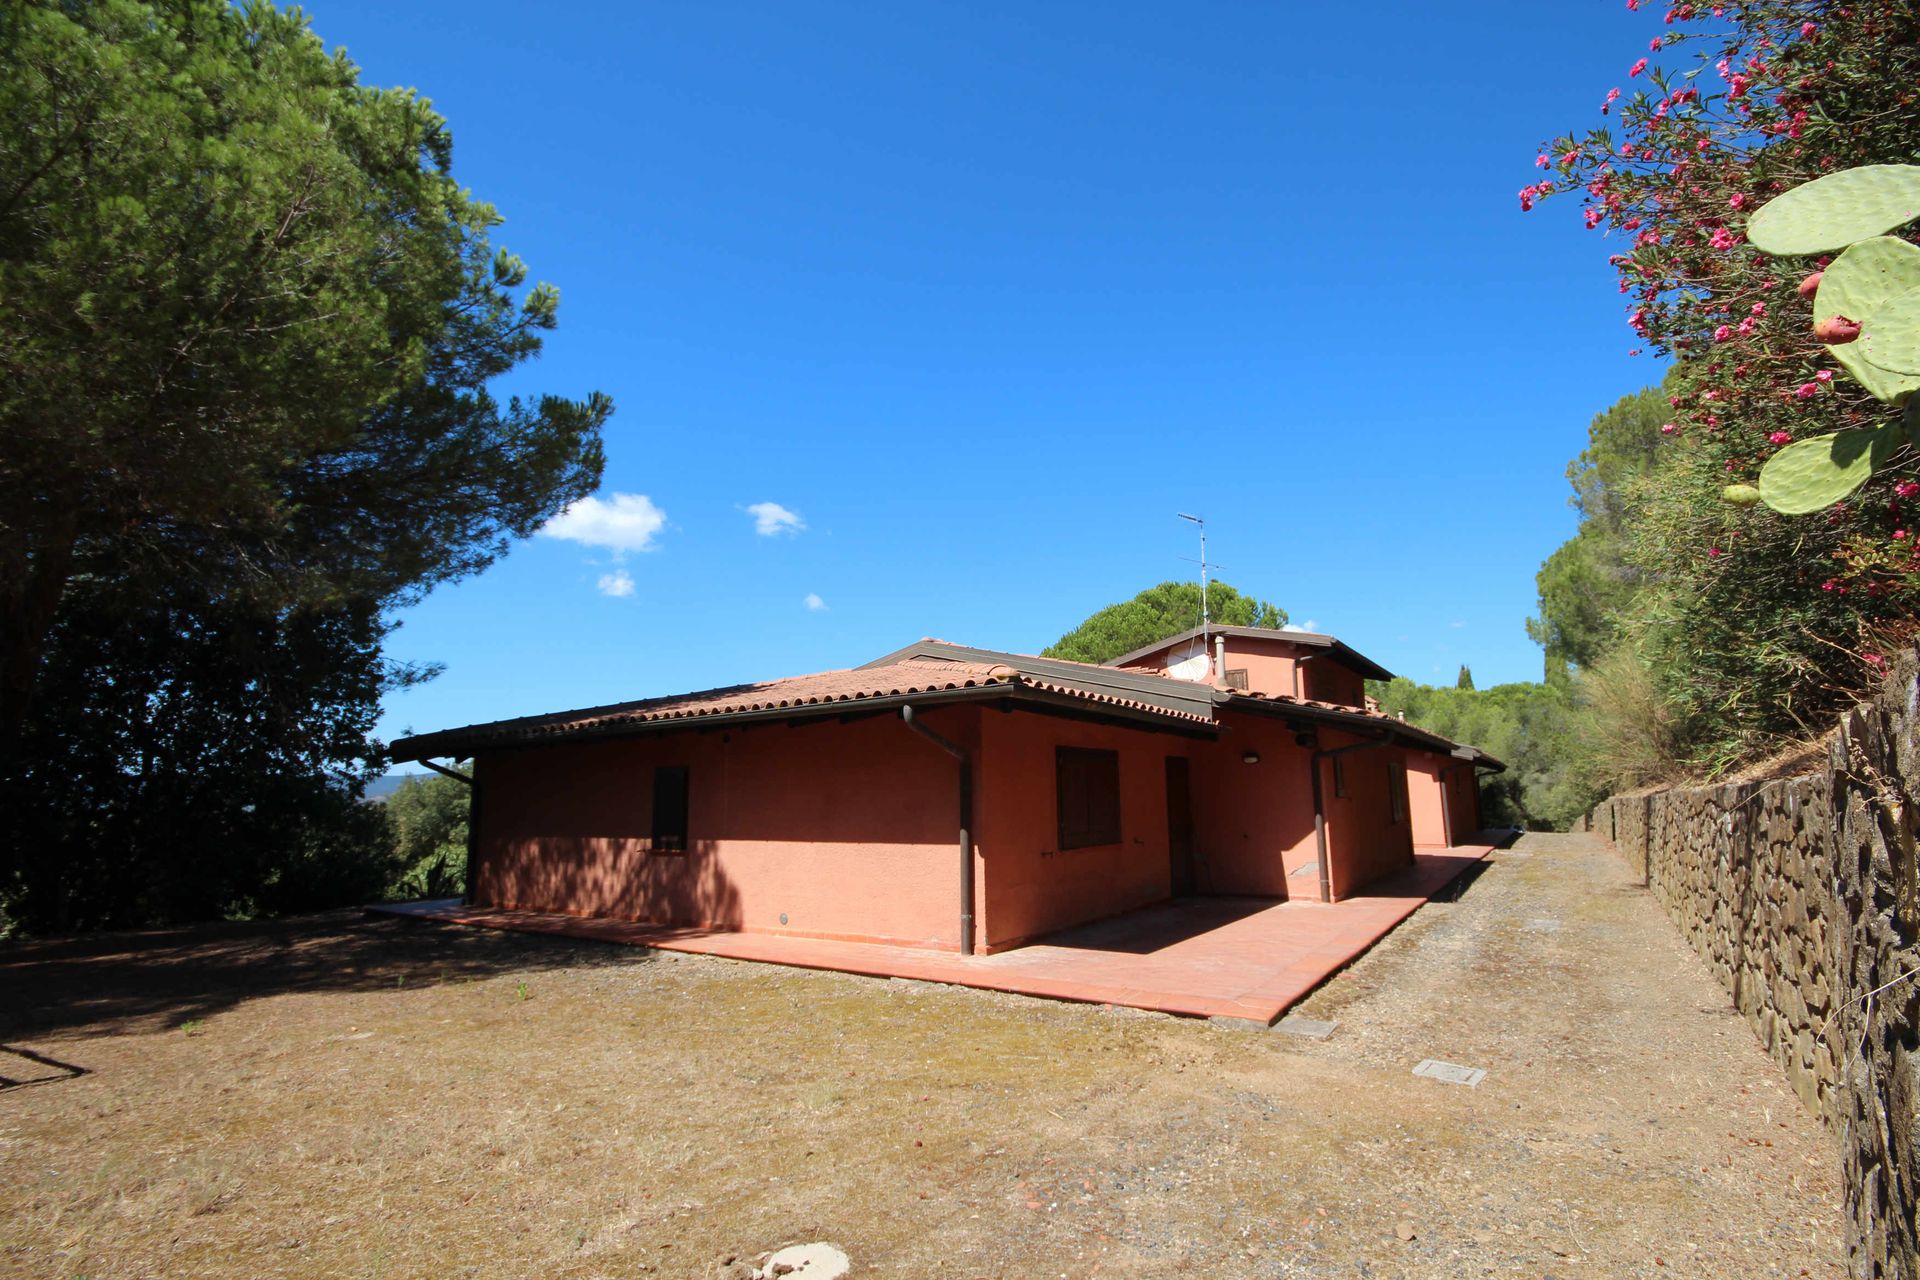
[{"x1": 757, "y1": 1242, "x2": 851, "y2": 1278}]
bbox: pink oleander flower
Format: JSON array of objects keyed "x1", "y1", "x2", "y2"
[
  {"x1": 1895, "y1": 530, "x2": 1909, "y2": 541},
  {"x1": 1769, "y1": 431, "x2": 1792, "y2": 445},
  {"x1": 1815, "y1": 370, "x2": 1835, "y2": 383},
  {"x1": 1710, "y1": 227, "x2": 1740, "y2": 250},
  {"x1": 1896, "y1": 482, "x2": 1919, "y2": 498},
  {"x1": 1800, "y1": 21, "x2": 1816, "y2": 38},
  {"x1": 1750, "y1": 302, "x2": 1766, "y2": 316},
  {"x1": 1714, "y1": 325, "x2": 1733, "y2": 342},
  {"x1": 1729, "y1": 193, "x2": 1747, "y2": 209},
  {"x1": 1795, "y1": 382, "x2": 1819, "y2": 399},
  {"x1": 1629, "y1": 57, "x2": 1648, "y2": 77},
  {"x1": 1661, "y1": 423, "x2": 1678, "y2": 435}
]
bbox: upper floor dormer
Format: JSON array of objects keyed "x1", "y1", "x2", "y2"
[{"x1": 1105, "y1": 625, "x2": 1393, "y2": 708}]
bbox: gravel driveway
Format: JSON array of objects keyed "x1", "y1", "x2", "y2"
[{"x1": 0, "y1": 831, "x2": 1842, "y2": 1278}]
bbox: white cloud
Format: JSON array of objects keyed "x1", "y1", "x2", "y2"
[
  {"x1": 597, "y1": 570, "x2": 635, "y2": 598},
  {"x1": 745, "y1": 501, "x2": 806, "y2": 537},
  {"x1": 539, "y1": 493, "x2": 667, "y2": 555},
  {"x1": 803, "y1": 592, "x2": 827, "y2": 612},
  {"x1": 1449, "y1": 620, "x2": 1467, "y2": 629},
  {"x1": 1282, "y1": 620, "x2": 1320, "y2": 633}
]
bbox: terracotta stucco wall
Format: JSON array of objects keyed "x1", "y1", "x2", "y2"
[
  {"x1": 1317, "y1": 732, "x2": 1415, "y2": 899},
  {"x1": 1188, "y1": 713, "x2": 1317, "y2": 896},
  {"x1": 1405, "y1": 753, "x2": 1482, "y2": 848},
  {"x1": 472, "y1": 705, "x2": 981, "y2": 949},
  {"x1": 1405, "y1": 753, "x2": 1451, "y2": 848},
  {"x1": 1445, "y1": 762, "x2": 1482, "y2": 841},
  {"x1": 973, "y1": 713, "x2": 1185, "y2": 950},
  {"x1": 1220, "y1": 646, "x2": 1299, "y2": 698}
]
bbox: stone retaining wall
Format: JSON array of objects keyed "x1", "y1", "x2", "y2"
[{"x1": 1589, "y1": 655, "x2": 1919, "y2": 1279}]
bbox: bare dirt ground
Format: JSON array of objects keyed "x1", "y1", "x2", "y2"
[{"x1": 1, "y1": 832, "x2": 1843, "y2": 1279}]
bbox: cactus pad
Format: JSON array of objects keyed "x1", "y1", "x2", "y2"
[
  {"x1": 1756, "y1": 425, "x2": 1897, "y2": 514},
  {"x1": 1856, "y1": 284, "x2": 1920, "y2": 375},
  {"x1": 1746, "y1": 165, "x2": 1920, "y2": 256},
  {"x1": 1814, "y1": 238, "x2": 1920, "y2": 402}
]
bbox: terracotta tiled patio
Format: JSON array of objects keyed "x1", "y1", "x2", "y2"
[{"x1": 375, "y1": 840, "x2": 1502, "y2": 1025}]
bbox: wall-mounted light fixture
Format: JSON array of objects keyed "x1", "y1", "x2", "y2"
[{"x1": 1242, "y1": 750, "x2": 1261, "y2": 765}]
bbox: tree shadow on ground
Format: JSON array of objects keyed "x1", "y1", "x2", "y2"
[{"x1": 0, "y1": 912, "x2": 650, "y2": 1041}]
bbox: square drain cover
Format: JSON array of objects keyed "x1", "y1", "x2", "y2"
[{"x1": 1412, "y1": 1058, "x2": 1486, "y2": 1087}]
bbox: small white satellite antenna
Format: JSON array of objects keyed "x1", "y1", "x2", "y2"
[
  {"x1": 1177, "y1": 511, "x2": 1211, "y2": 639},
  {"x1": 1174, "y1": 512, "x2": 1217, "y2": 682}
]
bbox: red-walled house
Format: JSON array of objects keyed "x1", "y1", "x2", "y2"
[{"x1": 390, "y1": 629, "x2": 1503, "y2": 956}]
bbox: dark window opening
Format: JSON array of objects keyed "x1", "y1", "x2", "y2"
[
  {"x1": 1056, "y1": 747, "x2": 1121, "y2": 850},
  {"x1": 652, "y1": 765, "x2": 690, "y2": 853}
]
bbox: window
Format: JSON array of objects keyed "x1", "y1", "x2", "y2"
[
  {"x1": 1389, "y1": 761, "x2": 1408, "y2": 822},
  {"x1": 1055, "y1": 747, "x2": 1121, "y2": 850},
  {"x1": 651, "y1": 765, "x2": 689, "y2": 853},
  {"x1": 1225, "y1": 668, "x2": 1250, "y2": 691}
]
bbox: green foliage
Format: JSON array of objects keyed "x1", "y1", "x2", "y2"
[
  {"x1": 1745, "y1": 165, "x2": 1920, "y2": 511},
  {"x1": 0, "y1": 1, "x2": 608, "y2": 932},
  {"x1": 1042, "y1": 581, "x2": 1287, "y2": 665},
  {"x1": 0, "y1": 581, "x2": 400, "y2": 932},
  {"x1": 0, "y1": 0, "x2": 609, "y2": 731},
  {"x1": 385, "y1": 772, "x2": 471, "y2": 900},
  {"x1": 1812, "y1": 237, "x2": 1920, "y2": 402},
  {"x1": 1369, "y1": 678, "x2": 1599, "y2": 832},
  {"x1": 1527, "y1": 379, "x2": 1673, "y2": 671},
  {"x1": 1455, "y1": 665, "x2": 1474, "y2": 691},
  {"x1": 1755, "y1": 426, "x2": 1898, "y2": 514},
  {"x1": 1533, "y1": 1, "x2": 1920, "y2": 770},
  {"x1": 1857, "y1": 285, "x2": 1920, "y2": 375},
  {"x1": 1745, "y1": 164, "x2": 1920, "y2": 255}
]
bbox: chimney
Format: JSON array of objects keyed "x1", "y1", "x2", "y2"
[{"x1": 1215, "y1": 634, "x2": 1227, "y2": 684}]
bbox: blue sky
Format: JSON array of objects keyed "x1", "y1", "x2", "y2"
[{"x1": 322, "y1": 0, "x2": 1665, "y2": 750}]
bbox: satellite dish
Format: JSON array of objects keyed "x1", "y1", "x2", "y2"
[{"x1": 1166, "y1": 650, "x2": 1210, "y2": 682}]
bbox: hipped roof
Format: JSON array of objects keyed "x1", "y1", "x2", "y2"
[{"x1": 391, "y1": 639, "x2": 1503, "y2": 770}]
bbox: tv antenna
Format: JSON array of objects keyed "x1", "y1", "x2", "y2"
[{"x1": 1177, "y1": 512, "x2": 1212, "y2": 652}]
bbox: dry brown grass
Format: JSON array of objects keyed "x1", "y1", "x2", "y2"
[{"x1": 1, "y1": 835, "x2": 1846, "y2": 1278}]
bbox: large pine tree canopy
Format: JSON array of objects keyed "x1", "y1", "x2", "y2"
[
  {"x1": 1042, "y1": 581, "x2": 1288, "y2": 665},
  {"x1": 0, "y1": 0, "x2": 609, "y2": 931}
]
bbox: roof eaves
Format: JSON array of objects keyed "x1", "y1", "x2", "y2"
[
  {"x1": 1104, "y1": 625, "x2": 1397, "y2": 682},
  {"x1": 858, "y1": 639, "x2": 1222, "y2": 719},
  {"x1": 391, "y1": 668, "x2": 1219, "y2": 763}
]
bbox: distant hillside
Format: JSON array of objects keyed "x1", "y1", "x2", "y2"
[{"x1": 362, "y1": 772, "x2": 429, "y2": 803}]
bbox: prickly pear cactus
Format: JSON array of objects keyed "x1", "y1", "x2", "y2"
[
  {"x1": 1722, "y1": 483, "x2": 1764, "y2": 505},
  {"x1": 1746, "y1": 164, "x2": 1920, "y2": 255},
  {"x1": 1856, "y1": 284, "x2": 1920, "y2": 375},
  {"x1": 1755, "y1": 425, "x2": 1899, "y2": 515},
  {"x1": 1814, "y1": 237, "x2": 1920, "y2": 402}
]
